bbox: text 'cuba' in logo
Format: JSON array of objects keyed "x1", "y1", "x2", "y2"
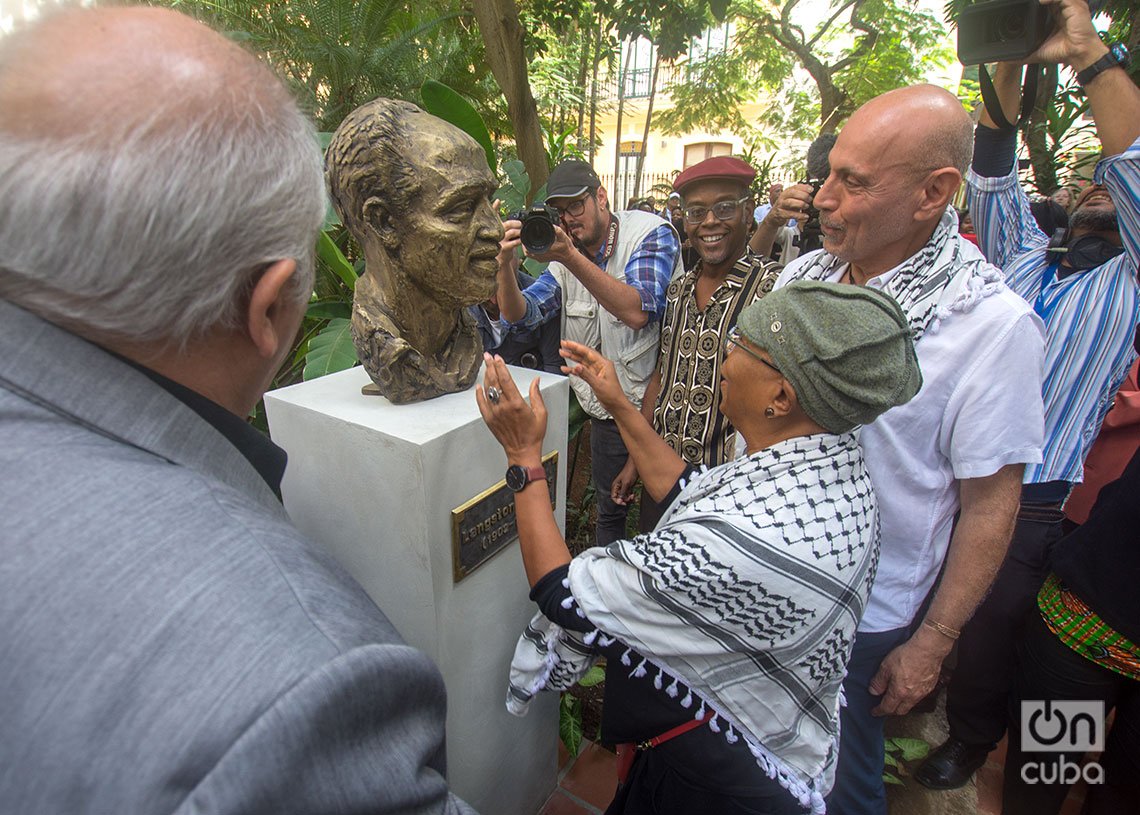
[{"x1": 1021, "y1": 700, "x2": 1105, "y2": 753}]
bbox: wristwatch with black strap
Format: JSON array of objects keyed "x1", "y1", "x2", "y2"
[
  {"x1": 1076, "y1": 43, "x2": 1130, "y2": 88},
  {"x1": 506, "y1": 463, "x2": 546, "y2": 492}
]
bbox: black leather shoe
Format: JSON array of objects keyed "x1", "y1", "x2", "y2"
[{"x1": 914, "y1": 737, "x2": 993, "y2": 790}]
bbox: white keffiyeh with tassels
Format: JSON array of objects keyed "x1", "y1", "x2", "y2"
[
  {"x1": 506, "y1": 433, "x2": 880, "y2": 814},
  {"x1": 786, "y1": 208, "x2": 1005, "y2": 343}
]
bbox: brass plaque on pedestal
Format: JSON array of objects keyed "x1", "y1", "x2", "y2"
[{"x1": 451, "y1": 451, "x2": 558, "y2": 583}]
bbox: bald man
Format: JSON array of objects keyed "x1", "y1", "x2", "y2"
[
  {"x1": 775, "y1": 85, "x2": 1045, "y2": 814},
  {"x1": 0, "y1": 8, "x2": 473, "y2": 814}
]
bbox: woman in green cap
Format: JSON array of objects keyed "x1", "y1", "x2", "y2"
[{"x1": 478, "y1": 281, "x2": 921, "y2": 814}]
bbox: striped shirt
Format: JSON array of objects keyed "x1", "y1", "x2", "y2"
[
  {"x1": 516, "y1": 217, "x2": 678, "y2": 330},
  {"x1": 966, "y1": 135, "x2": 1140, "y2": 485}
]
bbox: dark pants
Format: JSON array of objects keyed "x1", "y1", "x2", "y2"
[
  {"x1": 591, "y1": 419, "x2": 631, "y2": 546},
  {"x1": 826, "y1": 626, "x2": 912, "y2": 815},
  {"x1": 608, "y1": 748, "x2": 808, "y2": 815},
  {"x1": 946, "y1": 504, "x2": 1065, "y2": 746},
  {"x1": 1002, "y1": 612, "x2": 1140, "y2": 815}
]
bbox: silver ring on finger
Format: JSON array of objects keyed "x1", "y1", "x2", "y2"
[{"x1": 487, "y1": 386, "x2": 501, "y2": 404}]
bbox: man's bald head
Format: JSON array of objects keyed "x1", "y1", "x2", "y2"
[
  {"x1": 812, "y1": 85, "x2": 974, "y2": 278},
  {"x1": 0, "y1": 6, "x2": 325, "y2": 349},
  {"x1": 1, "y1": 7, "x2": 291, "y2": 142},
  {"x1": 848, "y1": 84, "x2": 974, "y2": 176}
]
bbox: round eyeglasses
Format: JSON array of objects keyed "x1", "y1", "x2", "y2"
[
  {"x1": 550, "y1": 193, "x2": 593, "y2": 218},
  {"x1": 724, "y1": 327, "x2": 782, "y2": 375},
  {"x1": 683, "y1": 196, "x2": 750, "y2": 225}
]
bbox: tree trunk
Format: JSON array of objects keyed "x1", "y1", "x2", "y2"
[
  {"x1": 588, "y1": 23, "x2": 602, "y2": 162},
  {"x1": 632, "y1": 50, "x2": 662, "y2": 200},
  {"x1": 471, "y1": 0, "x2": 549, "y2": 195},
  {"x1": 576, "y1": 28, "x2": 590, "y2": 150},
  {"x1": 613, "y1": 39, "x2": 633, "y2": 200}
]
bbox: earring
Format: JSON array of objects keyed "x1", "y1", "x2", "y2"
[{"x1": 764, "y1": 406, "x2": 775, "y2": 418}]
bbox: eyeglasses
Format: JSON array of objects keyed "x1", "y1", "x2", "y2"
[
  {"x1": 683, "y1": 196, "x2": 750, "y2": 225},
  {"x1": 550, "y1": 193, "x2": 594, "y2": 218},
  {"x1": 724, "y1": 327, "x2": 782, "y2": 375}
]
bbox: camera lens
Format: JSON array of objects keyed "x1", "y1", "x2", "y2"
[
  {"x1": 994, "y1": 10, "x2": 1025, "y2": 42},
  {"x1": 521, "y1": 218, "x2": 555, "y2": 253}
]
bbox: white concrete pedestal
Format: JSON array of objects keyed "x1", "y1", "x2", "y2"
[{"x1": 264, "y1": 365, "x2": 568, "y2": 815}]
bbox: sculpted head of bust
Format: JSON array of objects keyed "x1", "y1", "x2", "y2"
[{"x1": 326, "y1": 98, "x2": 504, "y2": 403}]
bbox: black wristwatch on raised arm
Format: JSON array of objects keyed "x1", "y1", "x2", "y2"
[
  {"x1": 506, "y1": 464, "x2": 546, "y2": 493},
  {"x1": 1076, "y1": 44, "x2": 1130, "y2": 88}
]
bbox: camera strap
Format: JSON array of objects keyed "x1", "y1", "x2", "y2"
[{"x1": 978, "y1": 63, "x2": 1052, "y2": 131}]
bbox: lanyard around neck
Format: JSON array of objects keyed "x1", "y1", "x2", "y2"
[{"x1": 1033, "y1": 261, "x2": 1064, "y2": 325}]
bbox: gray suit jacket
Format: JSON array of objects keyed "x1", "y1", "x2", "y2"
[{"x1": 0, "y1": 301, "x2": 476, "y2": 815}]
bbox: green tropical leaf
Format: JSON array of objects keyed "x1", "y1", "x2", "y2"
[
  {"x1": 521, "y1": 257, "x2": 548, "y2": 277},
  {"x1": 568, "y1": 391, "x2": 588, "y2": 442},
  {"x1": 317, "y1": 230, "x2": 357, "y2": 290},
  {"x1": 318, "y1": 135, "x2": 342, "y2": 228},
  {"x1": 883, "y1": 771, "x2": 905, "y2": 786},
  {"x1": 495, "y1": 158, "x2": 532, "y2": 213},
  {"x1": 306, "y1": 299, "x2": 352, "y2": 320},
  {"x1": 304, "y1": 318, "x2": 358, "y2": 380},
  {"x1": 889, "y1": 737, "x2": 931, "y2": 762},
  {"x1": 421, "y1": 80, "x2": 496, "y2": 174},
  {"x1": 578, "y1": 665, "x2": 606, "y2": 688},
  {"x1": 559, "y1": 693, "x2": 584, "y2": 757}
]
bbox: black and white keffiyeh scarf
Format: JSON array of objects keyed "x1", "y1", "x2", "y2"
[
  {"x1": 506, "y1": 433, "x2": 879, "y2": 813},
  {"x1": 789, "y1": 208, "x2": 1004, "y2": 342}
]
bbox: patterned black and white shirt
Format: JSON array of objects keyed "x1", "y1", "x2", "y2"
[{"x1": 654, "y1": 250, "x2": 781, "y2": 466}]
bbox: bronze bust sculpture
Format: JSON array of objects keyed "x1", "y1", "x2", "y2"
[{"x1": 326, "y1": 98, "x2": 504, "y2": 404}]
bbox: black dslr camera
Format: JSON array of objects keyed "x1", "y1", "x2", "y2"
[
  {"x1": 957, "y1": 0, "x2": 1106, "y2": 64},
  {"x1": 795, "y1": 179, "x2": 825, "y2": 255},
  {"x1": 508, "y1": 204, "x2": 560, "y2": 254}
]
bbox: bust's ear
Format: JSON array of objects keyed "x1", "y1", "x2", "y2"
[{"x1": 363, "y1": 196, "x2": 400, "y2": 252}]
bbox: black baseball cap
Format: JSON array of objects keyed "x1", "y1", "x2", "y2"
[{"x1": 545, "y1": 160, "x2": 602, "y2": 201}]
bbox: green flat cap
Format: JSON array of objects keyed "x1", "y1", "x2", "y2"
[{"x1": 736, "y1": 281, "x2": 922, "y2": 433}]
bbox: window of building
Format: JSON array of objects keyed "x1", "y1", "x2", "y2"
[
  {"x1": 688, "y1": 21, "x2": 733, "y2": 64},
  {"x1": 683, "y1": 142, "x2": 732, "y2": 169},
  {"x1": 622, "y1": 37, "x2": 655, "y2": 98}
]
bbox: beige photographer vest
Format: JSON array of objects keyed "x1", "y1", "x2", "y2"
[{"x1": 550, "y1": 209, "x2": 682, "y2": 420}]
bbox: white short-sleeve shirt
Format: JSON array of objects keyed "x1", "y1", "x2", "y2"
[{"x1": 776, "y1": 250, "x2": 1045, "y2": 632}]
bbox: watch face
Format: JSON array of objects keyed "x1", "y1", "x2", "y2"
[{"x1": 506, "y1": 465, "x2": 528, "y2": 492}]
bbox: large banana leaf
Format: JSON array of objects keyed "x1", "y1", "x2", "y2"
[
  {"x1": 421, "y1": 80, "x2": 497, "y2": 174},
  {"x1": 304, "y1": 318, "x2": 358, "y2": 380}
]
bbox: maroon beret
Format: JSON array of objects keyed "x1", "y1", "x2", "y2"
[{"x1": 673, "y1": 156, "x2": 756, "y2": 194}]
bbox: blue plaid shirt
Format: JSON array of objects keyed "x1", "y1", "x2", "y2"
[
  {"x1": 515, "y1": 217, "x2": 678, "y2": 330},
  {"x1": 967, "y1": 134, "x2": 1140, "y2": 486}
]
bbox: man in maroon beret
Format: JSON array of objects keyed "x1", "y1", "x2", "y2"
[{"x1": 612, "y1": 156, "x2": 782, "y2": 531}]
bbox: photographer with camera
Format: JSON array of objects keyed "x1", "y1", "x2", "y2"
[
  {"x1": 495, "y1": 159, "x2": 681, "y2": 545},
  {"x1": 749, "y1": 134, "x2": 837, "y2": 261},
  {"x1": 916, "y1": 0, "x2": 1140, "y2": 792}
]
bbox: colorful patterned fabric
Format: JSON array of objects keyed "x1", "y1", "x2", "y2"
[
  {"x1": 653, "y1": 250, "x2": 781, "y2": 466},
  {"x1": 1039, "y1": 573, "x2": 1140, "y2": 681}
]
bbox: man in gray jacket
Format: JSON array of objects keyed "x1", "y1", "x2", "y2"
[{"x1": 0, "y1": 7, "x2": 473, "y2": 814}]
